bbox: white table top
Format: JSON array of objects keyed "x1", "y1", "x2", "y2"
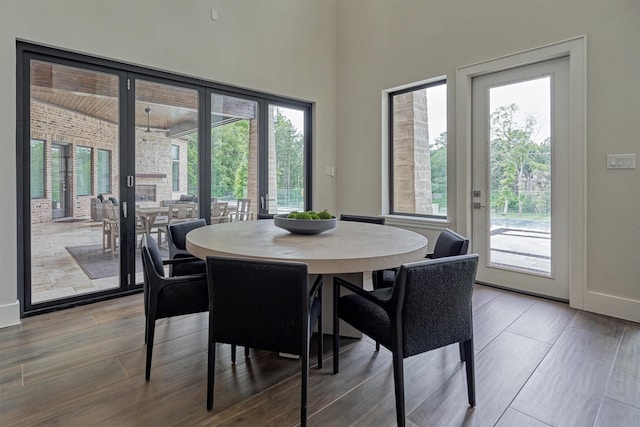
[{"x1": 186, "y1": 220, "x2": 428, "y2": 275}]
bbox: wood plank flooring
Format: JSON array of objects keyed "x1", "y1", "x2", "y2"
[{"x1": 1, "y1": 285, "x2": 639, "y2": 426}]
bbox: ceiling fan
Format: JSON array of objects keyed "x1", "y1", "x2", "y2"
[{"x1": 140, "y1": 107, "x2": 170, "y2": 134}]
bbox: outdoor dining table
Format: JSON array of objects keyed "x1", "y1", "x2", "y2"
[
  {"x1": 136, "y1": 206, "x2": 169, "y2": 238},
  {"x1": 186, "y1": 219, "x2": 429, "y2": 337}
]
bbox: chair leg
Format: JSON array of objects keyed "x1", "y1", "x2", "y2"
[
  {"x1": 459, "y1": 341, "x2": 465, "y2": 362},
  {"x1": 207, "y1": 339, "x2": 216, "y2": 411},
  {"x1": 463, "y1": 338, "x2": 476, "y2": 407},
  {"x1": 392, "y1": 352, "x2": 406, "y2": 427},
  {"x1": 145, "y1": 318, "x2": 155, "y2": 382},
  {"x1": 376, "y1": 342, "x2": 380, "y2": 352},
  {"x1": 231, "y1": 344, "x2": 236, "y2": 364},
  {"x1": 317, "y1": 282, "x2": 323, "y2": 369},
  {"x1": 244, "y1": 346, "x2": 249, "y2": 358},
  {"x1": 301, "y1": 331, "x2": 309, "y2": 426},
  {"x1": 332, "y1": 280, "x2": 340, "y2": 374}
]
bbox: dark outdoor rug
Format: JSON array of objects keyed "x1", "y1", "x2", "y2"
[{"x1": 65, "y1": 244, "x2": 169, "y2": 280}]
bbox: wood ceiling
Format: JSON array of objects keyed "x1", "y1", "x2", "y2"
[{"x1": 30, "y1": 60, "x2": 256, "y2": 136}]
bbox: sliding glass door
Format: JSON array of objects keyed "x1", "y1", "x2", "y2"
[{"x1": 18, "y1": 42, "x2": 311, "y2": 316}]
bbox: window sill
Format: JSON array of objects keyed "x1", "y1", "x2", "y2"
[{"x1": 383, "y1": 214, "x2": 451, "y2": 231}]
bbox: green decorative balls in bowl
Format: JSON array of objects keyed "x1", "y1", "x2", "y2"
[{"x1": 274, "y1": 210, "x2": 337, "y2": 235}]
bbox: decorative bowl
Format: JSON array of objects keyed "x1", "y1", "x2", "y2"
[{"x1": 273, "y1": 214, "x2": 337, "y2": 235}]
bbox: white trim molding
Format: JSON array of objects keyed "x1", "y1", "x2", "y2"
[
  {"x1": 456, "y1": 36, "x2": 588, "y2": 311},
  {"x1": 0, "y1": 300, "x2": 21, "y2": 329}
]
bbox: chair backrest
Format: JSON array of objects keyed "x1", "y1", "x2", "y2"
[
  {"x1": 431, "y1": 228, "x2": 469, "y2": 259},
  {"x1": 141, "y1": 234, "x2": 165, "y2": 279},
  {"x1": 234, "y1": 198, "x2": 251, "y2": 221},
  {"x1": 211, "y1": 201, "x2": 229, "y2": 217},
  {"x1": 206, "y1": 256, "x2": 310, "y2": 355},
  {"x1": 392, "y1": 254, "x2": 478, "y2": 358},
  {"x1": 103, "y1": 200, "x2": 118, "y2": 221},
  {"x1": 167, "y1": 218, "x2": 207, "y2": 259},
  {"x1": 339, "y1": 214, "x2": 385, "y2": 225}
]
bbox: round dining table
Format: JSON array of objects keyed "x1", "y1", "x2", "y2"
[
  {"x1": 186, "y1": 219, "x2": 428, "y2": 338},
  {"x1": 185, "y1": 219, "x2": 429, "y2": 275}
]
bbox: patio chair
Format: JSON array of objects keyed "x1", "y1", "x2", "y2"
[
  {"x1": 230, "y1": 198, "x2": 253, "y2": 221},
  {"x1": 157, "y1": 203, "x2": 198, "y2": 243},
  {"x1": 211, "y1": 201, "x2": 230, "y2": 224},
  {"x1": 102, "y1": 200, "x2": 119, "y2": 259},
  {"x1": 333, "y1": 254, "x2": 479, "y2": 427}
]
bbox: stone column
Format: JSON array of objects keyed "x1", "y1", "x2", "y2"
[
  {"x1": 247, "y1": 118, "x2": 259, "y2": 217},
  {"x1": 392, "y1": 90, "x2": 433, "y2": 214}
]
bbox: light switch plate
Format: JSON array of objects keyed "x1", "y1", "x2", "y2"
[{"x1": 607, "y1": 154, "x2": 636, "y2": 169}]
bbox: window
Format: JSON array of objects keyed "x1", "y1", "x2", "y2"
[
  {"x1": 76, "y1": 146, "x2": 92, "y2": 196},
  {"x1": 30, "y1": 139, "x2": 45, "y2": 198},
  {"x1": 97, "y1": 149, "x2": 111, "y2": 194},
  {"x1": 390, "y1": 80, "x2": 447, "y2": 217},
  {"x1": 171, "y1": 144, "x2": 179, "y2": 192}
]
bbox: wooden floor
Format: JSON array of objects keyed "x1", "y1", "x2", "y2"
[{"x1": 1, "y1": 285, "x2": 639, "y2": 426}]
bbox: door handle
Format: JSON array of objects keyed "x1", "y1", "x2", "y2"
[
  {"x1": 473, "y1": 202, "x2": 485, "y2": 209},
  {"x1": 122, "y1": 202, "x2": 127, "y2": 219}
]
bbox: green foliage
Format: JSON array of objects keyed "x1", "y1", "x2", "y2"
[
  {"x1": 211, "y1": 120, "x2": 250, "y2": 198},
  {"x1": 430, "y1": 131, "x2": 447, "y2": 208},
  {"x1": 275, "y1": 111, "x2": 305, "y2": 207},
  {"x1": 489, "y1": 104, "x2": 550, "y2": 215},
  {"x1": 286, "y1": 209, "x2": 333, "y2": 220},
  {"x1": 186, "y1": 137, "x2": 198, "y2": 195}
]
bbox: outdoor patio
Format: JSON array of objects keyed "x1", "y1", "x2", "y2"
[{"x1": 31, "y1": 219, "x2": 127, "y2": 303}]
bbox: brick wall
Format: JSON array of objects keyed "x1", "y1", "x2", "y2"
[{"x1": 30, "y1": 101, "x2": 119, "y2": 223}]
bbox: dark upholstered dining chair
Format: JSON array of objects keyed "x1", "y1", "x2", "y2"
[
  {"x1": 333, "y1": 254, "x2": 479, "y2": 427},
  {"x1": 339, "y1": 214, "x2": 387, "y2": 286},
  {"x1": 140, "y1": 234, "x2": 209, "y2": 381},
  {"x1": 205, "y1": 257, "x2": 323, "y2": 426},
  {"x1": 166, "y1": 219, "x2": 207, "y2": 277},
  {"x1": 375, "y1": 228, "x2": 470, "y2": 290}
]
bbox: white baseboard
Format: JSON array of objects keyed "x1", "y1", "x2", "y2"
[
  {"x1": 582, "y1": 291, "x2": 640, "y2": 323},
  {"x1": 0, "y1": 300, "x2": 21, "y2": 329}
]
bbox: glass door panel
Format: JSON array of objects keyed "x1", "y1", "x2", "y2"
[
  {"x1": 134, "y1": 79, "x2": 199, "y2": 279},
  {"x1": 267, "y1": 104, "x2": 306, "y2": 215},
  {"x1": 29, "y1": 60, "x2": 121, "y2": 304},
  {"x1": 488, "y1": 77, "x2": 552, "y2": 275},
  {"x1": 210, "y1": 92, "x2": 258, "y2": 221}
]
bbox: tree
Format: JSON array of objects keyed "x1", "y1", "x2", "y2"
[
  {"x1": 210, "y1": 120, "x2": 250, "y2": 198},
  {"x1": 430, "y1": 131, "x2": 447, "y2": 207},
  {"x1": 490, "y1": 104, "x2": 550, "y2": 215},
  {"x1": 275, "y1": 111, "x2": 304, "y2": 206}
]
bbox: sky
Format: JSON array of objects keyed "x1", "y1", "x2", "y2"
[{"x1": 489, "y1": 76, "x2": 551, "y2": 143}]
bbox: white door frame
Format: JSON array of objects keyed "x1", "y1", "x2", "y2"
[{"x1": 456, "y1": 37, "x2": 587, "y2": 310}]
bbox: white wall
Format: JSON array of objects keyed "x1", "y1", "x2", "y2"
[
  {"x1": 335, "y1": 0, "x2": 640, "y2": 321},
  {"x1": 0, "y1": 0, "x2": 338, "y2": 327},
  {"x1": 1, "y1": 0, "x2": 639, "y2": 326}
]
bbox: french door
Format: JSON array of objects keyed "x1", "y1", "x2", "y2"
[{"x1": 471, "y1": 57, "x2": 570, "y2": 300}]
